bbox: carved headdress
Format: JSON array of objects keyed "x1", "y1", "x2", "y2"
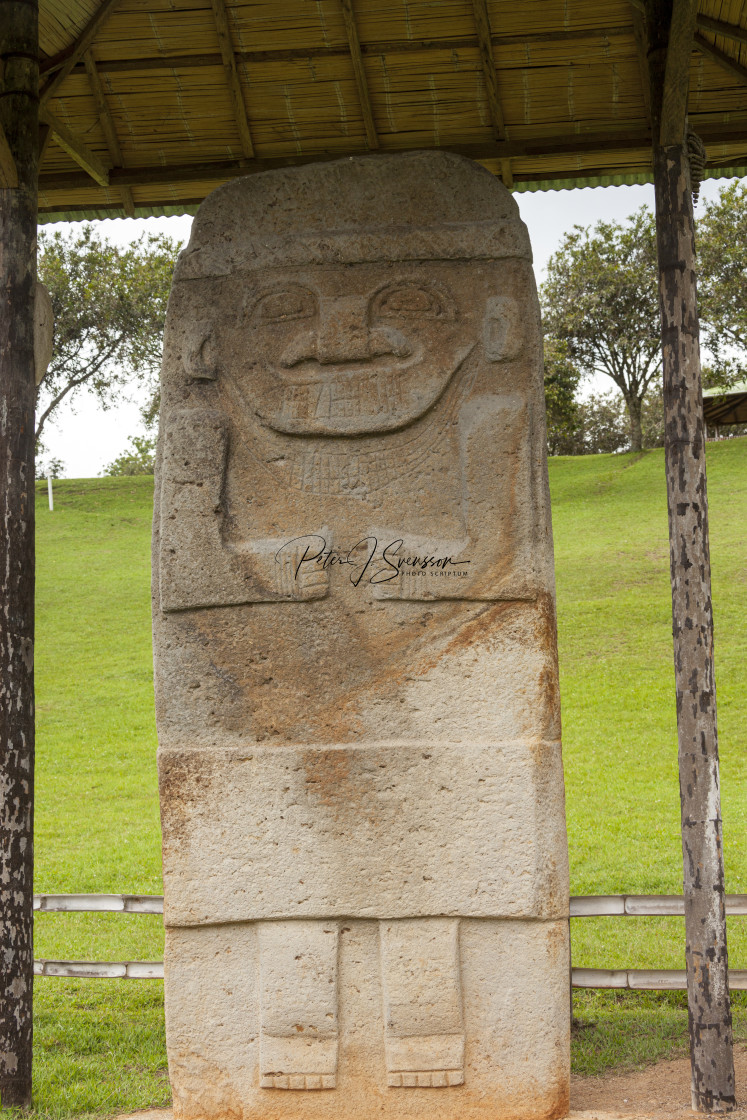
[{"x1": 175, "y1": 151, "x2": 531, "y2": 279}]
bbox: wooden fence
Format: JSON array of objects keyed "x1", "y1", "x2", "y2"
[{"x1": 33, "y1": 893, "x2": 747, "y2": 989}]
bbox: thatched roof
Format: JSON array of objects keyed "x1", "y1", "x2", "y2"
[{"x1": 37, "y1": 0, "x2": 747, "y2": 222}]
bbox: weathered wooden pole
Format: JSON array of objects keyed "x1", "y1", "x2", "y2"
[
  {"x1": 0, "y1": 0, "x2": 39, "y2": 1108},
  {"x1": 647, "y1": 0, "x2": 736, "y2": 1110}
]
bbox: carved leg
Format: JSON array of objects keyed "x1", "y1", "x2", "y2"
[
  {"x1": 258, "y1": 920, "x2": 339, "y2": 1090},
  {"x1": 379, "y1": 918, "x2": 465, "y2": 1087}
]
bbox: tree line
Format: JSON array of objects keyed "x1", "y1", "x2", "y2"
[
  {"x1": 35, "y1": 180, "x2": 747, "y2": 475},
  {"x1": 35, "y1": 225, "x2": 177, "y2": 477},
  {"x1": 542, "y1": 181, "x2": 747, "y2": 454}
]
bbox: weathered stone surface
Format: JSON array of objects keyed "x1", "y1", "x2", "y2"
[
  {"x1": 153, "y1": 150, "x2": 570, "y2": 1119},
  {"x1": 164, "y1": 919, "x2": 569, "y2": 1120},
  {"x1": 160, "y1": 738, "x2": 566, "y2": 925}
]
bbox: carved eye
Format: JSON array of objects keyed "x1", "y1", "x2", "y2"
[
  {"x1": 372, "y1": 283, "x2": 452, "y2": 320},
  {"x1": 254, "y1": 287, "x2": 317, "y2": 323}
]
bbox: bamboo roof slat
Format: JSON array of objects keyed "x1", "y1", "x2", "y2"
[
  {"x1": 40, "y1": 0, "x2": 102, "y2": 58},
  {"x1": 34, "y1": 0, "x2": 747, "y2": 220}
]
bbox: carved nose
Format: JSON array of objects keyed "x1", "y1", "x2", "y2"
[
  {"x1": 314, "y1": 299, "x2": 411, "y2": 364},
  {"x1": 279, "y1": 299, "x2": 414, "y2": 368},
  {"x1": 315, "y1": 299, "x2": 372, "y2": 364}
]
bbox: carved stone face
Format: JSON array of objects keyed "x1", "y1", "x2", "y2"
[{"x1": 229, "y1": 262, "x2": 477, "y2": 437}]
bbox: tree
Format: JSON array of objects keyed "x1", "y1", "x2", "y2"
[
  {"x1": 541, "y1": 208, "x2": 661, "y2": 452},
  {"x1": 543, "y1": 338, "x2": 582, "y2": 455},
  {"x1": 543, "y1": 333, "x2": 665, "y2": 455},
  {"x1": 103, "y1": 434, "x2": 156, "y2": 476},
  {"x1": 35, "y1": 226, "x2": 180, "y2": 446},
  {"x1": 34, "y1": 457, "x2": 64, "y2": 481},
  {"x1": 697, "y1": 181, "x2": 747, "y2": 390},
  {"x1": 576, "y1": 391, "x2": 629, "y2": 454}
]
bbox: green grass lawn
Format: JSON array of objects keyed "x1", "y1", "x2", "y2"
[{"x1": 29, "y1": 440, "x2": 747, "y2": 1115}]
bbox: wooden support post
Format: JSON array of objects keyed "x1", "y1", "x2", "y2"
[
  {"x1": 0, "y1": 0, "x2": 38, "y2": 1108},
  {"x1": 0, "y1": 122, "x2": 19, "y2": 188},
  {"x1": 646, "y1": 0, "x2": 736, "y2": 1110},
  {"x1": 655, "y1": 142, "x2": 736, "y2": 1113}
]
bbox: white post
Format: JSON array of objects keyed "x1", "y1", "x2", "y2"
[{"x1": 47, "y1": 472, "x2": 53, "y2": 512}]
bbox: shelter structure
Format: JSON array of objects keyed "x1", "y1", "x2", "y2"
[
  {"x1": 26, "y1": 0, "x2": 747, "y2": 220},
  {"x1": 703, "y1": 381, "x2": 747, "y2": 427},
  {"x1": 1, "y1": 0, "x2": 744, "y2": 1113}
]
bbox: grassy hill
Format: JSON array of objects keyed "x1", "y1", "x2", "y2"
[{"x1": 30, "y1": 439, "x2": 747, "y2": 1114}]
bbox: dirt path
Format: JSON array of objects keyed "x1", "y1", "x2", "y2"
[{"x1": 571, "y1": 1042, "x2": 747, "y2": 1118}]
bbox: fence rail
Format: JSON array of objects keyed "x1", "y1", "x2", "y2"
[
  {"x1": 34, "y1": 960, "x2": 164, "y2": 979},
  {"x1": 573, "y1": 968, "x2": 747, "y2": 990},
  {"x1": 570, "y1": 894, "x2": 747, "y2": 917},
  {"x1": 34, "y1": 893, "x2": 747, "y2": 916},
  {"x1": 31, "y1": 960, "x2": 747, "y2": 989},
  {"x1": 34, "y1": 893, "x2": 747, "y2": 985},
  {"x1": 35, "y1": 894, "x2": 163, "y2": 913}
]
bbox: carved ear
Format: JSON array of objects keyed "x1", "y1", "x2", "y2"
[
  {"x1": 483, "y1": 296, "x2": 522, "y2": 362},
  {"x1": 184, "y1": 320, "x2": 219, "y2": 380}
]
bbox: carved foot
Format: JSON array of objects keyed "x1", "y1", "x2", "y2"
[
  {"x1": 384, "y1": 1032, "x2": 465, "y2": 1088},
  {"x1": 258, "y1": 921, "x2": 339, "y2": 1092},
  {"x1": 259, "y1": 1035, "x2": 338, "y2": 1091},
  {"x1": 379, "y1": 919, "x2": 466, "y2": 1090},
  {"x1": 261, "y1": 1074, "x2": 336, "y2": 1090}
]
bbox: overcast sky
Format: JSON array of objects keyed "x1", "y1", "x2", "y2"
[{"x1": 38, "y1": 176, "x2": 733, "y2": 478}]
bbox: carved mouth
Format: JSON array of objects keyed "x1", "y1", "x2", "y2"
[
  {"x1": 276, "y1": 354, "x2": 413, "y2": 385},
  {"x1": 261, "y1": 344, "x2": 475, "y2": 437},
  {"x1": 277, "y1": 368, "x2": 408, "y2": 431}
]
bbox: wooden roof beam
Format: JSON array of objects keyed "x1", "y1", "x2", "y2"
[
  {"x1": 469, "y1": 0, "x2": 512, "y2": 185},
  {"x1": 39, "y1": 154, "x2": 747, "y2": 212},
  {"x1": 83, "y1": 52, "x2": 135, "y2": 215},
  {"x1": 39, "y1": 108, "x2": 110, "y2": 187},
  {"x1": 40, "y1": 0, "x2": 125, "y2": 106},
  {"x1": 43, "y1": 27, "x2": 638, "y2": 77},
  {"x1": 629, "y1": 1, "x2": 652, "y2": 127},
  {"x1": 339, "y1": 0, "x2": 378, "y2": 149},
  {"x1": 660, "y1": 0, "x2": 697, "y2": 145},
  {"x1": 209, "y1": 0, "x2": 255, "y2": 159},
  {"x1": 38, "y1": 128, "x2": 663, "y2": 192},
  {"x1": 696, "y1": 15, "x2": 747, "y2": 48},
  {"x1": 470, "y1": 0, "x2": 507, "y2": 140},
  {"x1": 38, "y1": 122, "x2": 52, "y2": 164},
  {"x1": 42, "y1": 113, "x2": 747, "y2": 196},
  {"x1": 694, "y1": 31, "x2": 747, "y2": 85}
]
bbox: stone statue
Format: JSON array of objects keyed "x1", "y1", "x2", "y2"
[{"x1": 153, "y1": 150, "x2": 570, "y2": 1120}]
